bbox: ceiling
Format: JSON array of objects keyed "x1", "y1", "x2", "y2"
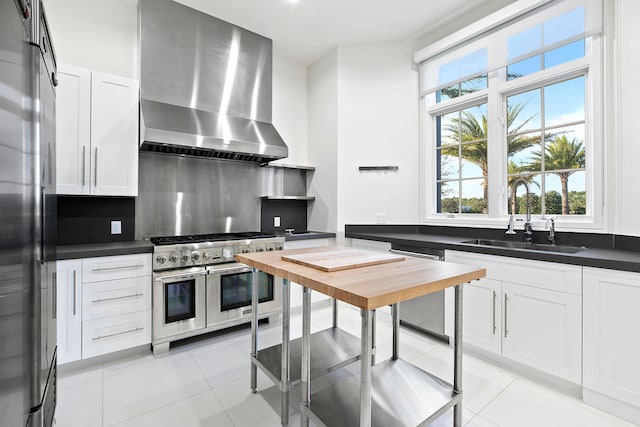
[{"x1": 174, "y1": 0, "x2": 511, "y2": 65}]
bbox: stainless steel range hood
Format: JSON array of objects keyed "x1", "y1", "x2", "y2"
[{"x1": 138, "y1": 0, "x2": 288, "y2": 163}]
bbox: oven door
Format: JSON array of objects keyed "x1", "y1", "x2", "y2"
[
  {"x1": 206, "y1": 263, "x2": 282, "y2": 327},
  {"x1": 153, "y1": 267, "x2": 206, "y2": 341}
]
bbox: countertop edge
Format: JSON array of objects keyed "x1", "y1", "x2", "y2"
[{"x1": 56, "y1": 241, "x2": 153, "y2": 260}]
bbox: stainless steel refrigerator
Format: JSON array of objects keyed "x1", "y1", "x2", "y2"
[{"x1": 0, "y1": 0, "x2": 57, "y2": 425}]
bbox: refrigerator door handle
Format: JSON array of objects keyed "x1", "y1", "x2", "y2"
[{"x1": 52, "y1": 272, "x2": 57, "y2": 319}]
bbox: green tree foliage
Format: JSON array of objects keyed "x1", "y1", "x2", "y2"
[{"x1": 529, "y1": 135, "x2": 585, "y2": 215}]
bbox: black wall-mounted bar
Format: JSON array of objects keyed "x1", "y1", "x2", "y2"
[{"x1": 358, "y1": 166, "x2": 399, "y2": 172}]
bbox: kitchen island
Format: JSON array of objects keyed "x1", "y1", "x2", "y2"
[{"x1": 236, "y1": 246, "x2": 485, "y2": 427}]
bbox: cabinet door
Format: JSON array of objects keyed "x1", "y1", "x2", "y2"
[
  {"x1": 56, "y1": 260, "x2": 83, "y2": 364},
  {"x1": 463, "y1": 278, "x2": 501, "y2": 354},
  {"x1": 56, "y1": 65, "x2": 91, "y2": 195},
  {"x1": 502, "y1": 281, "x2": 582, "y2": 383},
  {"x1": 584, "y1": 267, "x2": 640, "y2": 407},
  {"x1": 90, "y1": 72, "x2": 139, "y2": 196}
]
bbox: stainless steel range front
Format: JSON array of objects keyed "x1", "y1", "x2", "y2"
[{"x1": 150, "y1": 232, "x2": 284, "y2": 353}]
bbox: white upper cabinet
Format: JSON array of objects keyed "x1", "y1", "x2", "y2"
[{"x1": 56, "y1": 65, "x2": 139, "y2": 196}]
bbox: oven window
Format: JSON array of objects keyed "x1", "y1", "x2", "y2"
[
  {"x1": 165, "y1": 279, "x2": 196, "y2": 323},
  {"x1": 220, "y1": 271, "x2": 273, "y2": 312}
]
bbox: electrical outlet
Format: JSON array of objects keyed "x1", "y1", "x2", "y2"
[
  {"x1": 274, "y1": 216, "x2": 281, "y2": 227},
  {"x1": 111, "y1": 220, "x2": 122, "y2": 235}
]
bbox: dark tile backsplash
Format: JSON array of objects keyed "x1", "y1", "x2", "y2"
[
  {"x1": 57, "y1": 196, "x2": 136, "y2": 245},
  {"x1": 261, "y1": 199, "x2": 307, "y2": 234}
]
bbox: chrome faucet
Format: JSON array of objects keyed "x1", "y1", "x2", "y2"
[
  {"x1": 509, "y1": 178, "x2": 533, "y2": 244},
  {"x1": 547, "y1": 218, "x2": 556, "y2": 245}
]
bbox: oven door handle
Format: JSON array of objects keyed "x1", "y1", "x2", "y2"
[
  {"x1": 208, "y1": 264, "x2": 252, "y2": 274},
  {"x1": 153, "y1": 271, "x2": 207, "y2": 281},
  {"x1": 389, "y1": 249, "x2": 442, "y2": 260}
]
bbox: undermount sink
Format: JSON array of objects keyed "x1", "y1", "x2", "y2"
[{"x1": 463, "y1": 239, "x2": 587, "y2": 254}]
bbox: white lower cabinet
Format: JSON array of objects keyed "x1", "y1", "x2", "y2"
[
  {"x1": 56, "y1": 253, "x2": 152, "y2": 364},
  {"x1": 462, "y1": 277, "x2": 502, "y2": 354},
  {"x1": 446, "y1": 250, "x2": 582, "y2": 384},
  {"x1": 56, "y1": 260, "x2": 83, "y2": 364},
  {"x1": 82, "y1": 311, "x2": 151, "y2": 359},
  {"x1": 583, "y1": 267, "x2": 640, "y2": 417},
  {"x1": 501, "y1": 281, "x2": 582, "y2": 382}
]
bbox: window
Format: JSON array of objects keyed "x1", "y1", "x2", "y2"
[{"x1": 417, "y1": 0, "x2": 602, "y2": 227}]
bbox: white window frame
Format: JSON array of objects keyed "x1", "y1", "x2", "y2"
[{"x1": 418, "y1": 1, "x2": 604, "y2": 231}]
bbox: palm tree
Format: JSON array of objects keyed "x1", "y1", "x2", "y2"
[
  {"x1": 441, "y1": 103, "x2": 538, "y2": 213},
  {"x1": 507, "y1": 161, "x2": 538, "y2": 215},
  {"x1": 529, "y1": 135, "x2": 585, "y2": 214}
]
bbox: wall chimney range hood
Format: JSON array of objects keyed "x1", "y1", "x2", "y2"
[{"x1": 138, "y1": 0, "x2": 288, "y2": 163}]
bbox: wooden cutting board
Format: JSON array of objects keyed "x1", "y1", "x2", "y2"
[{"x1": 281, "y1": 248, "x2": 405, "y2": 272}]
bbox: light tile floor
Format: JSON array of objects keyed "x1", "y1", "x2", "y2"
[{"x1": 54, "y1": 303, "x2": 636, "y2": 427}]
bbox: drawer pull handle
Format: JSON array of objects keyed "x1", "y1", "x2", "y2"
[
  {"x1": 91, "y1": 293, "x2": 143, "y2": 303},
  {"x1": 504, "y1": 293, "x2": 509, "y2": 338},
  {"x1": 92, "y1": 264, "x2": 144, "y2": 272},
  {"x1": 492, "y1": 290, "x2": 497, "y2": 335},
  {"x1": 92, "y1": 326, "x2": 143, "y2": 341}
]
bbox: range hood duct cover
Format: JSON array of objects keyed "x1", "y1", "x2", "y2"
[{"x1": 138, "y1": 0, "x2": 288, "y2": 163}]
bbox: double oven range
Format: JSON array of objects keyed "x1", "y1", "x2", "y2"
[{"x1": 150, "y1": 232, "x2": 285, "y2": 353}]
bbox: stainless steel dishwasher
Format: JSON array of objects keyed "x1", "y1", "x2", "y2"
[{"x1": 390, "y1": 245, "x2": 448, "y2": 343}]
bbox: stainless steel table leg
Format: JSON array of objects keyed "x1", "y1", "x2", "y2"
[
  {"x1": 301, "y1": 286, "x2": 311, "y2": 427},
  {"x1": 453, "y1": 284, "x2": 464, "y2": 427},
  {"x1": 371, "y1": 309, "x2": 376, "y2": 366},
  {"x1": 391, "y1": 303, "x2": 399, "y2": 360},
  {"x1": 332, "y1": 297, "x2": 338, "y2": 328},
  {"x1": 281, "y1": 279, "x2": 291, "y2": 427},
  {"x1": 360, "y1": 309, "x2": 373, "y2": 427},
  {"x1": 250, "y1": 268, "x2": 259, "y2": 393}
]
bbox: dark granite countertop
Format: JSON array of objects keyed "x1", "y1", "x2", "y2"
[
  {"x1": 57, "y1": 240, "x2": 153, "y2": 260},
  {"x1": 345, "y1": 225, "x2": 640, "y2": 274}
]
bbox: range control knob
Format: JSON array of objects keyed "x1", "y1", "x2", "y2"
[
  {"x1": 191, "y1": 251, "x2": 201, "y2": 262},
  {"x1": 242, "y1": 248, "x2": 249, "y2": 253},
  {"x1": 257, "y1": 247, "x2": 264, "y2": 252},
  {"x1": 202, "y1": 252, "x2": 210, "y2": 260},
  {"x1": 156, "y1": 255, "x2": 167, "y2": 264},
  {"x1": 181, "y1": 253, "x2": 190, "y2": 263},
  {"x1": 276, "y1": 244, "x2": 284, "y2": 250},
  {"x1": 168, "y1": 253, "x2": 179, "y2": 263},
  {"x1": 267, "y1": 246, "x2": 274, "y2": 251}
]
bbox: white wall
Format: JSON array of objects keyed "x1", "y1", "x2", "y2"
[
  {"x1": 272, "y1": 55, "x2": 308, "y2": 166},
  {"x1": 307, "y1": 50, "x2": 339, "y2": 233},
  {"x1": 611, "y1": 0, "x2": 640, "y2": 236},
  {"x1": 336, "y1": 42, "x2": 420, "y2": 228},
  {"x1": 45, "y1": 0, "x2": 138, "y2": 79}
]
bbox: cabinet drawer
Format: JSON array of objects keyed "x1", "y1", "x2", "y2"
[
  {"x1": 82, "y1": 310, "x2": 151, "y2": 359},
  {"x1": 83, "y1": 254, "x2": 151, "y2": 283},
  {"x1": 83, "y1": 276, "x2": 151, "y2": 320},
  {"x1": 446, "y1": 250, "x2": 582, "y2": 295}
]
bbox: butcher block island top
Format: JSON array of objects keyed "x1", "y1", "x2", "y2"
[{"x1": 236, "y1": 245, "x2": 486, "y2": 310}]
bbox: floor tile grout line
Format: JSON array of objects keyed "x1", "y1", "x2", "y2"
[{"x1": 472, "y1": 374, "x2": 519, "y2": 424}]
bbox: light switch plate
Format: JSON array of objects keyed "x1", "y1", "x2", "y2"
[
  {"x1": 274, "y1": 216, "x2": 281, "y2": 227},
  {"x1": 111, "y1": 220, "x2": 122, "y2": 235}
]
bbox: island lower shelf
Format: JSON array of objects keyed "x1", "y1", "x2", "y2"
[
  {"x1": 303, "y1": 358, "x2": 460, "y2": 427},
  {"x1": 253, "y1": 326, "x2": 361, "y2": 389}
]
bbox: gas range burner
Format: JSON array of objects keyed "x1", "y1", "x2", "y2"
[{"x1": 150, "y1": 232, "x2": 276, "y2": 246}]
